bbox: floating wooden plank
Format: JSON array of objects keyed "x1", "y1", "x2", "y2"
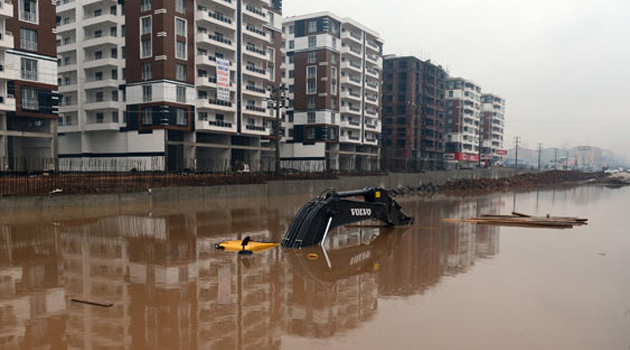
[
  {"x1": 71, "y1": 298, "x2": 114, "y2": 308},
  {"x1": 444, "y1": 212, "x2": 588, "y2": 229}
]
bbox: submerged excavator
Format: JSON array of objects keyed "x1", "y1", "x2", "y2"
[
  {"x1": 216, "y1": 187, "x2": 414, "y2": 253},
  {"x1": 282, "y1": 187, "x2": 414, "y2": 248}
]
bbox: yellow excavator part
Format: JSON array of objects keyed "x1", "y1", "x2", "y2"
[{"x1": 216, "y1": 241, "x2": 279, "y2": 253}]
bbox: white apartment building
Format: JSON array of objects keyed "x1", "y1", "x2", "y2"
[
  {"x1": 281, "y1": 12, "x2": 383, "y2": 171},
  {"x1": 480, "y1": 93, "x2": 506, "y2": 164},
  {"x1": 56, "y1": 0, "x2": 283, "y2": 172},
  {"x1": 445, "y1": 77, "x2": 482, "y2": 168}
]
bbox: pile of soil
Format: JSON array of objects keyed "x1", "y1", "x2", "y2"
[{"x1": 392, "y1": 171, "x2": 606, "y2": 197}]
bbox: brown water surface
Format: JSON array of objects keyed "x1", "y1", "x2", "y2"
[{"x1": 1, "y1": 185, "x2": 629, "y2": 350}]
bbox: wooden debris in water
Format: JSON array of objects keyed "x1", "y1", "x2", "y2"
[
  {"x1": 444, "y1": 212, "x2": 588, "y2": 229},
  {"x1": 71, "y1": 298, "x2": 114, "y2": 308}
]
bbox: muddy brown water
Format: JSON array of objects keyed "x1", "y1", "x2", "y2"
[{"x1": 1, "y1": 185, "x2": 629, "y2": 350}]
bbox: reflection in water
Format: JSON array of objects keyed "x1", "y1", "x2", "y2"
[{"x1": 0, "y1": 193, "x2": 505, "y2": 349}]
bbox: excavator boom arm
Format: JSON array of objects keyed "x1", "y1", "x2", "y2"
[{"x1": 282, "y1": 187, "x2": 413, "y2": 248}]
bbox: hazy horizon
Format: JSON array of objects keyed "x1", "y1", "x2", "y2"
[{"x1": 284, "y1": 0, "x2": 630, "y2": 160}]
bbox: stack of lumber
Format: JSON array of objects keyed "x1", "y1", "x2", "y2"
[{"x1": 444, "y1": 212, "x2": 588, "y2": 229}]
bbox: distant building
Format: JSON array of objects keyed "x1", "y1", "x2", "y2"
[
  {"x1": 444, "y1": 78, "x2": 482, "y2": 168},
  {"x1": 0, "y1": 0, "x2": 59, "y2": 172},
  {"x1": 480, "y1": 94, "x2": 506, "y2": 165},
  {"x1": 381, "y1": 55, "x2": 447, "y2": 171},
  {"x1": 281, "y1": 12, "x2": 383, "y2": 171}
]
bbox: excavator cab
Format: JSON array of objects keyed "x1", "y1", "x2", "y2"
[{"x1": 282, "y1": 187, "x2": 414, "y2": 248}]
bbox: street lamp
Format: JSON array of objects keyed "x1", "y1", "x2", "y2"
[{"x1": 407, "y1": 101, "x2": 419, "y2": 170}]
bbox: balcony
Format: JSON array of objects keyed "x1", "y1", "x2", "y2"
[
  {"x1": 339, "y1": 118, "x2": 361, "y2": 130},
  {"x1": 58, "y1": 82, "x2": 78, "y2": 93},
  {"x1": 366, "y1": 68, "x2": 379, "y2": 79},
  {"x1": 341, "y1": 60, "x2": 362, "y2": 73},
  {"x1": 365, "y1": 81, "x2": 379, "y2": 92},
  {"x1": 244, "y1": 104, "x2": 271, "y2": 118},
  {"x1": 196, "y1": 76, "x2": 218, "y2": 88},
  {"x1": 340, "y1": 105, "x2": 361, "y2": 116},
  {"x1": 83, "y1": 34, "x2": 119, "y2": 48},
  {"x1": 0, "y1": 95, "x2": 16, "y2": 112},
  {"x1": 341, "y1": 45, "x2": 362, "y2": 59},
  {"x1": 365, "y1": 95, "x2": 379, "y2": 106},
  {"x1": 57, "y1": 40, "x2": 77, "y2": 53},
  {"x1": 364, "y1": 136, "x2": 379, "y2": 145},
  {"x1": 197, "y1": 33, "x2": 235, "y2": 50},
  {"x1": 197, "y1": 98, "x2": 234, "y2": 112},
  {"x1": 0, "y1": 1, "x2": 14, "y2": 18},
  {"x1": 58, "y1": 124, "x2": 81, "y2": 133},
  {"x1": 0, "y1": 64, "x2": 11, "y2": 79},
  {"x1": 243, "y1": 123, "x2": 269, "y2": 136},
  {"x1": 244, "y1": 65, "x2": 268, "y2": 80},
  {"x1": 341, "y1": 30, "x2": 362, "y2": 44},
  {"x1": 243, "y1": 24, "x2": 267, "y2": 41},
  {"x1": 0, "y1": 31, "x2": 14, "y2": 50},
  {"x1": 244, "y1": 5, "x2": 267, "y2": 22},
  {"x1": 339, "y1": 133, "x2": 361, "y2": 144},
  {"x1": 84, "y1": 100, "x2": 120, "y2": 110},
  {"x1": 209, "y1": 0, "x2": 235, "y2": 10},
  {"x1": 84, "y1": 79, "x2": 120, "y2": 90},
  {"x1": 196, "y1": 9, "x2": 235, "y2": 30},
  {"x1": 341, "y1": 90, "x2": 361, "y2": 102},
  {"x1": 83, "y1": 57, "x2": 119, "y2": 69},
  {"x1": 244, "y1": 85, "x2": 267, "y2": 98},
  {"x1": 341, "y1": 75, "x2": 361, "y2": 87},
  {"x1": 196, "y1": 119, "x2": 236, "y2": 133},
  {"x1": 58, "y1": 62, "x2": 78, "y2": 73},
  {"x1": 82, "y1": 13, "x2": 118, "y2": 27},
  {"x1": 244, "y1": 44, "x2": 268, "y2": 61},
  {"x1": 84, "y1": 122, "x2": 120, "y2": 132},
  {"x1": 57, "y1": 0, "x2": 76, "y2": 12}
]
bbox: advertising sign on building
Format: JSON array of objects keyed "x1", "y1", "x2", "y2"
[
  {"x1": 216, "y1": 58, "x2": 231, "y2": 102},
  {"x1": 496, "y1": 150, "x2": 508, "y2": 156}
]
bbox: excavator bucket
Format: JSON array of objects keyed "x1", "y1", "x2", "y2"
[{"x1": 282, "y1": 187, "x2": 414, "y2": 248}]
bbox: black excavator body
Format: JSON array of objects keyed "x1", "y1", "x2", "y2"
[{"x1": 282, "y1": 187, "x2": 414, "y2": 248}]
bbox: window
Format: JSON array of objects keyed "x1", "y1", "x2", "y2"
[
  {"x1": 142, "y1": 63, "x2": 152, "y2": 80},
  {"x1": 307, "y1": 112, "x2": 316, "y2": 124},
  {"x1": 289, "y1": 70, "x2": 294, "y2": 78},
  {"x1": 142, "y1": 109, "x2": 152, "y2": 125},
  {"x1": 331, "y1": 98, "x2": 337, "y2": 109},
  {"x1": 141, "y1": 16, "x2": 152, "y2": 35},
  {"x1": 175, "y1": 18, "x2": 186, "y2": 37},
  {"x1": 112, "y1": 112, "x2": 119, "y2": 122},
  {"x1": 142, "y1": 85, "x2": 152, "y2": 102},
  {"x1": 20, "y1": 28, "x2": 37, "y2": 51},
  {"x1": 96, "y1": 113, "x2": 104, "y2": 123},
  {"x1": 19, "y1": 0, "x2": 37, "y2": 23},
  {"x1": 308, "y1": 52, "x2": 316, "y2": 63},
  {"x1": 176, "y1": 64, "x2": 186, "y2": 81},
  {"x1": 307, "y1": 65, "x2": 317, "y2": 79},
  {"x1": 112, "y1": 90, "x2": 118, "y2": 101},
  {"x1": 331, "y1": 67, "x2": 338, "y2": 95},
  {"x1": 308, "y1": 21, "x2": 317, "y2": 33},
  {"x1": 176, "y1": 41, "x2": 186, "y2": 60},
  {"x1": 289, "y1": 25, "x2": 294, "y2": 34},
  {"x1": 110, "y1": 26, "x2": 117, "y2": 37},
  {"x1": 331, "y1": 113, "x2": 336, "y2": 124},
  {"x1": 198, "y1": 112, "x2": 208, "y2": 121},
  {"x1": 176, "y1": 86, "x2": 186, "y2": 103},
  {"x1": 21, "y1": 87, "x2": 38, "y2": 110},
  {"x1": 95, "y1": 92, "x2": 104, "y2": 102},
  {"x1": 111, "y1": 69, "x2": 118, "y2": 80},
  {"x1": 141, "y1": 39, "x2": 152, "y2": 58},
  {"x1": 110, "y1": 5, "x2": 117, "y2": 15},
  {"x1": 176, "y1": 0, "x2": 186, "y2": 14},
  {"x1": 268, "y1": 47, "x2": 275, "y2": 61},
  {"x1": 141, "y1": 0, "x2": 151, "y2": 12},
  {"x1": 308, "y1": 36, "x2": 316, "y2": 48},
  {"x1": 288, "y1": 112, "x2": 294, "y2": 123},
  {"x1": 307, "y1": 81, "x2": 316, "y2": 94},
  {"x1": 216, "y1": 114, "x2": 224, "y2": 121},
  {"x1": 20, "y1": 58, "x2": 37, "y2": 81},
  {"x1": 307, "y1": 97, "x2": 315, "y2": 109},
  {"x1": 176, "y1": 109, "x2": 187, "y2": 125},
  {"x1": 306, "y1": 128, "x2": 315, "y2": 140},
  {"x1": 288, "y1": 40, "x2": 294, "y2": 49},
  {"x1": 95, "y1": 71, "x2": 103, "y2": 81}
]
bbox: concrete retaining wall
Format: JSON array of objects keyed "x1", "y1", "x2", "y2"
[{"x1": 0, "y1": 168, "x2": 525, "y2": 215}]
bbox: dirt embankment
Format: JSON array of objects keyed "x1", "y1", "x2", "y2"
[{"x1": 392, "y1": 171, "x2": 607, "y2": 197}]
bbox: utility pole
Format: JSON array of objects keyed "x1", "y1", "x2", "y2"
[
  {"x1": 269, "y1": 83, "x2": 288, "y2": 174},
  {"x1": 537, "y1": 143, "x2": 543, "y2": 172},
  {"x1": 554, "y1": 148, "x2": 558, "y2": 170},
  {"x1": 514, "y1": 136, "x2": 520, "y2": 169},
  {"x1": 565, "y1": 151, "x2": 569, "y2": 170}
]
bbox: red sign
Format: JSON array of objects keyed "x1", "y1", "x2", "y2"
[
  {"x1": 444, "y1": 153, "x2": 480, "y2": 162},
  {"x1": 481, "y1": 154, "x2": 493, "y2": 160},
  {"x1": 496, "y1": 150, "x2": 508, "y2": 156}
]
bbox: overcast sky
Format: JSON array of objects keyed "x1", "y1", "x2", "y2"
[{"x1": 284, "y1": 0, "x2": 630, "y2": 157}]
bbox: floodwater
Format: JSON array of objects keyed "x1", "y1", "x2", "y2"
[{"x1": 1, "y1": 185, "x2": 630, "y2": 350}]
